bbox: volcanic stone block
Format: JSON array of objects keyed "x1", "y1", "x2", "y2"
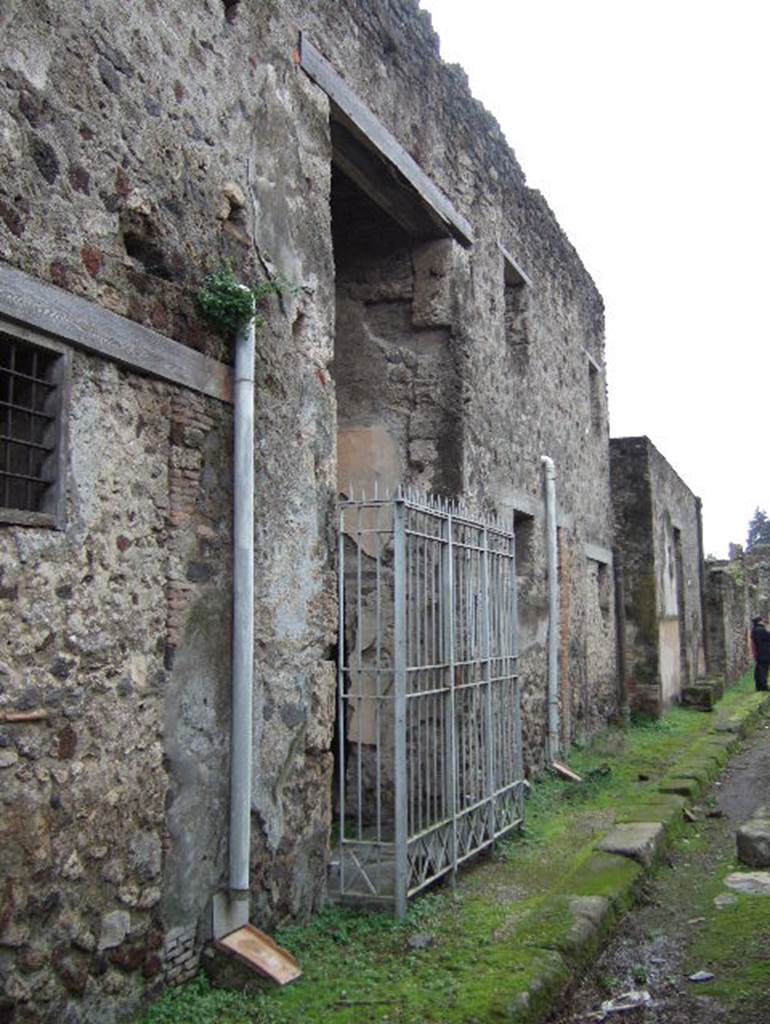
[
  {"x1": 681, "y1": 684, "x2": 716, "y2": 711},
  {"x1": 737, "y1": 817, "x2": 770, "y2": 868},
  {"x1": 597, "y1": 822, "x2": 665, "y2": 868}
]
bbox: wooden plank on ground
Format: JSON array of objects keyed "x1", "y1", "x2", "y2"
[
  {"x1": 217, "y1": 924, "x2": 302, "y2": 985},
  {"x1": 551, "y1": 760, "x2": 582, "y2": 782}
]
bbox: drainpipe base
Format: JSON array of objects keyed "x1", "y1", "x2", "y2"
[{"x1": 213, "y1": 890, "x2": 250, "y2": 941}]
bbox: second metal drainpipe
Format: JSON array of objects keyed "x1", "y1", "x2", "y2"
[
  {"x1": 541, "y1": 455, "x2": 560, "y2": 763},
  {"x1": 229, "y1": 311, "x2": 256, "y2": 915}
]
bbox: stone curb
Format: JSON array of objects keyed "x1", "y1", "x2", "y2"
[
  {"x1": 713, "y1": 691, "x2": 768, "y2": 736},
  {"x1": 504, "y1": 689, "x2": 770, "y2": 1023}
]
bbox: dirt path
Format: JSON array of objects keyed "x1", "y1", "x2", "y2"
[{"x1": 546, "y1": 722, "x2": 770, "y2": 1024}]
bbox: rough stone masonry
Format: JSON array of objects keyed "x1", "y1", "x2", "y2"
[{"x1": 0, "y1": 1, "x2": 621, "y2": 1020}]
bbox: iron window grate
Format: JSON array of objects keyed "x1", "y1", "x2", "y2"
[{"x1": 0, "y1": 329, "x2": 68, "y2": 524}]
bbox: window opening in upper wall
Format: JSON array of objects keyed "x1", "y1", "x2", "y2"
[
  {"x1": 0, "y1": 325, "x2": 69, "y2": 528},
  {"x1": 587, "y1": 357, "x2": 602, "y2": 436},
  {"x1": 500, "y1": 244, "x2": 531, "y2": 370},
  {"x1": 596, "y1": 561, "x2": 611, "y2": 616}
]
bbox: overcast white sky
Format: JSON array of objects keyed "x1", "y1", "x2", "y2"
[{"x1": 420, "y1": 0, "x2": 769, "y2": 557}]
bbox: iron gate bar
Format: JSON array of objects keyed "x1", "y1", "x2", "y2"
[{"x1": 336, "y1": 489, "x2": 524, "y2": 916}]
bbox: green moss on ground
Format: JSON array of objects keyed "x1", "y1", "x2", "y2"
[
  {"x1": 684, "y1": 859, "x2": 770, "y2": 1010},
  {"x1": 136, "y1": 673, "x2": 764, "y2": 1024}
]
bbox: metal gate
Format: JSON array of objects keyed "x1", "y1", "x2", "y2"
[{"x1": 335, "y1": 489, "x2": 524, "y2": 917}]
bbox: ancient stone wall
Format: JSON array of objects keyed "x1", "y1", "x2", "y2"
[
  {"x1": 646, "y1": 441, "x2": 705, "y2": 694},
  {"x1": 704, "y1": 544, "x2": 770, "y2": 685},
  {"x1": 290, "y1": 0, "x2": 618, "y2": 762},
  {"x1": 2, "y1": 0, "x2": 620, "y2": 1019},
  {"x1": 610, "y1": 437, "x2": 704, "y2": 716},
  {"x1": 704, "y1": 559, "x2": 751, "y2": 684},
  {"x1": 609, "y1": 438, "x2": 658, "y2": 714},
  {"x1": 0, "y1": 350, "x2": 232, "y2": 1022},
  {"x1": 746, "y1": 545, "x2": 770, "y2": 622}
]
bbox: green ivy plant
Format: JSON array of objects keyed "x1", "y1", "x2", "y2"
[{"x1": 195, "y1": 267, "x2": 284, "y2": 338}]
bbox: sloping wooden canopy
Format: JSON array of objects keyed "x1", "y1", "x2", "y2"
[{"x1": 299, "y1": 34, "x2": 473, "y2": 248}]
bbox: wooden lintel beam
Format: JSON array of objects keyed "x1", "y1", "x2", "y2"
[
  {"x1": 499, "y1": 243, "x2": 533, "y2": 288},
  {"x1": 0, "y1": 262, "x2": 233, "y2": 404},
  {"x1": 331, "y1": 122, "x2": 441, "y2": 240},
  {"x1": 584, "y1": 542, "x2": 613, "y2": 566},
  {"x1": 299, "y1": 33, "x2": 473, "y2": 248}
]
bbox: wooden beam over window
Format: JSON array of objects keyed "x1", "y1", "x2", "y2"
[
  {"x1": 499, "y1": 243, "x2": 532, "y2": 288},
  {"x1": 299, "y1": 34, "x2": 473, "y2": 248},
  {"x1": 584, "y1": 542, "x2": 613, "y2": 566},
  {"x1": 0, "y1": 262, "x2": 232, "y2": 404}
]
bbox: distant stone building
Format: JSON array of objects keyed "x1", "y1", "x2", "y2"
[
  {"x1": 704, "y1": 552, "x2": 751, "y2": 684},
  {"x1": 610, "y1": 437, "x2": 706, "y2": 716},
  {"x1": 746, "y1": 544, "x2": 770, "y2": 622},
  {"x1": 0, "y1": 1, "x2": 618, "y2": 1020},
  {"x1": 704, "y1": 543, "x2": 770, "y2": 684}
]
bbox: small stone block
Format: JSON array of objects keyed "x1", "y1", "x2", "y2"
[
  {"x1": 597, "y1": 822, "x2": 665, "y2": 868},
  {"x1": 615, "y1": 793, "x2": 686, "y2": 828},
  {"x1": 737, "y1": 819, "x2": 770, "y2": 868},
  {"x1": 708, "y1": 677, "x2": 725, "y2": 701},
  {"x1": 658, "y1": 776, "x2": 700, "y2": 799},
  {"x1": 561, "y1": 852, "x2": 643, "y2": 912},
  {"x1": 681, "y1": 685, "x2": 715, "y2": 711},
  {"x1": 520, "y1": 894, "x2": 611, "y2": 965},
  {"x1": 672, "y1": 760, "x2": 716, "y2": 784},
  {"x1": 98, "y1": 910, "x2": 131, "y2": 952}
]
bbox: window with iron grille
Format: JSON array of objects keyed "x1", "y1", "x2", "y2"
[{"x1": 0, "y1": 324, "x2": 69, "y2": 528}]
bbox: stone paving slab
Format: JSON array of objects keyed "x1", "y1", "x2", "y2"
[
  {"x1": 493, "y1": 689, "x2": 770, "y2": 1023},
  {"x1": 695, "y1": 732, "x2": 736, "y2": 751},
  {"x1": 724, "y1": 871, "x2": 770, "y2": 896},
  {"x1": 658, "y1": 775, "x2": 700, "y2": 799},
  {"x1": 664, "y1": 746, "x2": 727, "y2": 791},
  {"x1": 559, "y1": 852, "x2": 644, "y2": 912},
  {"x1": 520, "y1": 894, "x2": 613, "y2": 964},
  {"x1": 666, "y1": 762, "x2": 712, "y2": 786},
  {"x1": 615, "y1": 793, "x2": 687, "y2": 829},
  {"x1": 597, "y1": 822, "x2": 665, "y2": 868},
  {"x1": 688, "y1": 738, "x2": 733, "y2": 767},
  {"x1": 714, "y1": 694, "x2": 767, "y2": 735}
]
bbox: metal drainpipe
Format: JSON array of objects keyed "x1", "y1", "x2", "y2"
[
  {"x1": 541, "y1": 456, "x2": 560, "y2": 763},
  {"x1": 229, "y1": 312, "x2": 255, "y2": 912},
  {"x1": 613, "y1": 549, "x2": 630, "y2": 725}
]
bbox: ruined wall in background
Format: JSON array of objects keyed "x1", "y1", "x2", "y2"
[
  {"x1": 610, "y1": 437, "x2": 705, "y2": 716},
  {"x1": 746, "y1": 545, "x2": 770, "y2": 622},
  {"x1": 647, "y1": 441, "x2": 705, "y2": 695},
  {"x1": 610, "y1": 438, "x2": 658, "y2": 715},
  {"x1": 704, "y1": 557, "x2": 751, "y2": 684},
  {"x1": 704, "y1": 544, "x2": 770, "y2": 685}
]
